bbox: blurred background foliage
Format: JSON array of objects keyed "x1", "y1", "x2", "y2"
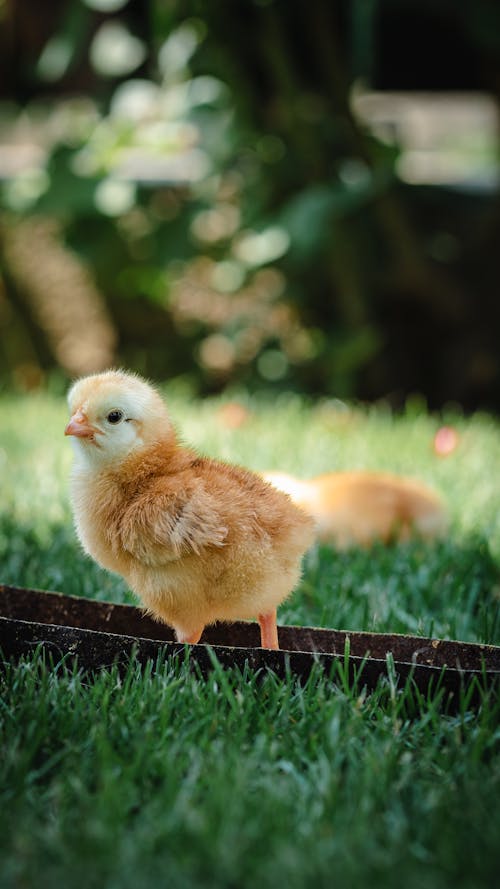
[{"x1": 0, "y1": 0, "x2": 499, "y2": 408}]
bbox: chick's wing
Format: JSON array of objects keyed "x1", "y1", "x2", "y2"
[{"x1": 118, "y1": 479, "x2": 228, "y2": 566}]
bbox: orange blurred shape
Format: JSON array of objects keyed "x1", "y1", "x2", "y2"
[
  {"x1": 13, "y1": 363, "x2": 45, "y2": 391},
  {"x1": 434, "y1": 426, "x2": 459, "y2": 456},
  {"x1": 217, "y1": 402, "x2": 251, "y2": 429},
  {"x1": 262, "y1": 470, "x2": 448, "y2": 547}
]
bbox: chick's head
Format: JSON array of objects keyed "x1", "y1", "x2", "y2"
[{"x1": 65, "y1": 369, "x2": 171, "y2": 466}]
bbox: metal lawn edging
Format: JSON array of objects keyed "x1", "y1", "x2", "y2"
[{"x1": 1, "y1": 584, "x2": 499, "y2": 706}]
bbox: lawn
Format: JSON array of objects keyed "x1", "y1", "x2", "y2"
[{"x1": 0, "y1": 387, "x2": 499, "y2": 889}]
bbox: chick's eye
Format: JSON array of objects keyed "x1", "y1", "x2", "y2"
[{"x1": 107, "y1": 410, "x2": 124, "y2": 425}]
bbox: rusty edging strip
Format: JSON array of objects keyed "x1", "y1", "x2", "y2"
[{"x1": 0, "y1": 584, "x2": 499, "y2": 704}]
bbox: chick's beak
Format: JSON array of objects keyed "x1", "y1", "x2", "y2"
[{"x1": 64, "y1": 410, "x2": 98, "y2": 438}]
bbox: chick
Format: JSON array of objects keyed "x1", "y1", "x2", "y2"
[
  {"x1": 65, "y1": 370, "x2": 314, "y2": 649},
  {"x1": 262, "y1": 471, "x2": 447, "y2": 548}
]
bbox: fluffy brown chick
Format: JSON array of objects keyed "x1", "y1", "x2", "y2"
[
  {"x1": 262, "y1": 471, "x2": 447, "y2": 548},
  {"x1": 65, "y1": 370, "x2": 315, "y2": 649}
]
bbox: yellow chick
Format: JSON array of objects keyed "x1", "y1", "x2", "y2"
[
  {"x1": 65, "y1": 370, "x2": 314, "y2": 649},
  {"x1": 262, "y1": 471, "x2": 447, "y2": 548}
]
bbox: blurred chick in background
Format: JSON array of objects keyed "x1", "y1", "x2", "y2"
[
  {"x1": 262, "y1": 471, "x2": 447, "y2": 548},
  {"x1": 65, "y1": 370, "x2": 314, "y2": 650}
]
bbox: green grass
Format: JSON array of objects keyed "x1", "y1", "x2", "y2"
[{"x1": 0, "y1": 388, "x2": 499, "y2": 888}]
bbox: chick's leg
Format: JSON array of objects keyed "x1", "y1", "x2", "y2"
[
  {"x1": 175, "y1": 627, "x2": 203, "y2": 645},
  {"x1": 258, "y1": 610, "x2": 279, "y2": 650}
]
